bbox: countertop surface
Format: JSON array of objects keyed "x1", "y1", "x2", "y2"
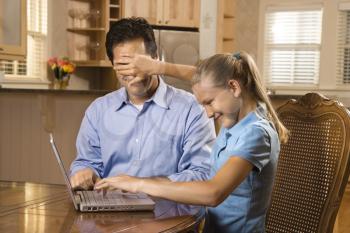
[
  {"x1": 0, "y1": 87, "x2": 111, "y2": 95},
  {"x1": 0, "y1": 87, "x2": 302, "y2": 99}
]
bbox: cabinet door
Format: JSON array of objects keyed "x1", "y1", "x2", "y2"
[
  {"x1": 163, "y1": 0, "x2": 200, "y2": 28},
  {"x1": 122, "y1": 0, "x2": 162, "y2": 25},
  {"x1": 0, "y1": 0, "x2": 26, "y2": 60}
]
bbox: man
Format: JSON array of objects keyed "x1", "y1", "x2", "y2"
[{"x1": 70, "y1": 17, "x2": 216, "y2": 190}]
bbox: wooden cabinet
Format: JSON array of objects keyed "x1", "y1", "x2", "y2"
[
  {"x1": 163, "y1": 0, "x2": 200, "y2": 27},
  {"x1": 0, "y1": 0, "x2": 26, "y2": 60},
  {"x1": 122, "y1": 0, "x2": 160, "y2": 25},
  {"x1": 122, "y1": 0, "x2": 200, "y2": 28}
]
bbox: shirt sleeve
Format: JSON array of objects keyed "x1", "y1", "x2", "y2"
[
  {"x1": 70, "y1": 102, "x2": 104, "y2": 177},
  {"x1": 168, "y1": 102, "x2": 216, "y2": 182},
  {"x1": 227, "y1": 124, "x2": 271, "y2": 172}
]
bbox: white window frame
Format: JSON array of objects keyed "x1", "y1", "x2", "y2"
[
  {"x1": 258, "y1": 0, "x2": 350, "y2": 97},
  {"x1": 336, "y1": 2, "x2": 350, "y2": 86},
  {"x1": 0, "y1": 0, "x2": 50, "y2": 89}
]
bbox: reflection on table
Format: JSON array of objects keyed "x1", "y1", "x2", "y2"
[{"x1": 0, "y1": 181, "x2": 204, "y2": 233}]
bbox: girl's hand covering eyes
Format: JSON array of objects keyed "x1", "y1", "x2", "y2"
[{"x1": 114, "y1": 54, "x2": 160, "y2": 85}]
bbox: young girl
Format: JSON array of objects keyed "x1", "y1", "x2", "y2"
[{"x1": 95, "y1": 52, "x2": 288, "y2": 233}]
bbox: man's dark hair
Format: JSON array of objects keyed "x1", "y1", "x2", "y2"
[{"x1": 105, "y1": 17, "x2": 157, "y2": 64}]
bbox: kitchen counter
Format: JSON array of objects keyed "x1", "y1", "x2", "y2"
[{"x1": 0, "y1": 87, "x2": 112, "y2": 95}]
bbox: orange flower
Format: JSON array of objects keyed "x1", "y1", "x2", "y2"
[{"x1": 62, "y1": 64, "x2": 75, "y2": 73}]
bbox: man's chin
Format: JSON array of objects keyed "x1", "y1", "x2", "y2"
[{"x1": 127, "y1": 87, "x2": 149, "y2": 98}]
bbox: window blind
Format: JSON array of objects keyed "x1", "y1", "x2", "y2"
[
  {"x1": 27, "y1": 0, "x2": 47, "y2": 78},
  {"x1": 336, "y1": 10, "x2": 350, "y2": 85},
  {"x1": 0, "y1": 0, "x2": 47, "y2": 78},
  {"x1": 263, "y1": 8, "x2": 323, "y2": 85}
]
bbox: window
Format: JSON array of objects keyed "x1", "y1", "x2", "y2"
[
  {"x1": 259, "y1": 0, "x2": 350, "y2": 95},
  {"x1": 0, "y1": 0, "x2": 47, "y2": 81},
  {"x1": 263, "y1": 7, "x2": 323, "y2": 86},
  {"x1": 336, "y1": 4, "x2": 350, "y2": 86}
]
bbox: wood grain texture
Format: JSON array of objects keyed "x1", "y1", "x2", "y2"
[{"x1": 0, "y1": 181, "x2": 203, "y2": 233}]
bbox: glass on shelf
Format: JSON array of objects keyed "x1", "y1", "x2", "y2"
[
  {"x1": 68, "y1": 8, "x2": 78, "y2": 28},
  {"x1": 76, "y1": 42, "x2": 87, "y2": 60},
  {"x1": 89, "y1": 41, "x2": 101, "y2": 60},
  {"x1": 76, "y1": 9, "x2": 88, "y2": 28},
  {"x1": 90, "y1": 9, "x2": 101, "y2": 28}
]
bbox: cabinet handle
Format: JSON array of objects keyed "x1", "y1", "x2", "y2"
[
  {"x1": 158, "y1": 20, "x2": 162, "y2": 24},
  {"x1": 165, "y1": 20, "x2": 169, "y2": 24},
  {"x1": 0, "y1": 47, "x2": 3, "y2": 51}
]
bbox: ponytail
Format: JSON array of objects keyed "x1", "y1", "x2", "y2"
[
  {"x1": 193, "y1": 51, "x2": 289, "y2": 143},
  {"x1": 245, "y1": 54, "x2": 289, "y2": 143}
]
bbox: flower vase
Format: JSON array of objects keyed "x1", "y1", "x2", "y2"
[{"x1": 53, "y1": 75, "x2": 70, "y2": 89}]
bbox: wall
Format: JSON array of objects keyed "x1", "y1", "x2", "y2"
[
  {"x1": 199, "y1": 0, "x2": 217, "y2": 59},
  {"x1": 233, "y1": 0, "x2": 350, "y2": 107},
  {"x1": 235, "y1": 0, "x2": 259, "y2": 59},
  {"x1": 0, "y1": 91, "x2": 101, "y2": 184},
  {"x1": 198, "y1": 0, "x2": 259, "y2": 59}
]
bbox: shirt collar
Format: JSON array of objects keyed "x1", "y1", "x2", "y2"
[
  {"x1": 114, "y1": 76, "x2": 169, "y2": 111},
  {"x1": 225, "y1": 102, "x2": 267, "y2": 136},
  {"x1": 114, "y1": 88, "x2": 128, "y2": 111},
  {"x1": 149, "y1": 76, "x2": 169, "y2": 109}
]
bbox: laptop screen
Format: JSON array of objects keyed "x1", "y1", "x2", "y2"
[{"x1": 49, "y1": 133, "x2": 79, "y2": 210}]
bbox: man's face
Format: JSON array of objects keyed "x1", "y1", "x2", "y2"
[{"x1": 113, "y1": 38, "x2": 156, "y2": 98}]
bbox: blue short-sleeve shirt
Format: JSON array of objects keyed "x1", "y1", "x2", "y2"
[{"x1": 204, "y1": 104, "x2": 280, "y2": 233}]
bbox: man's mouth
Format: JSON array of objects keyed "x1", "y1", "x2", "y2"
[{"x1": 214, "y1": 114, "x2": 223, "y2": 121}]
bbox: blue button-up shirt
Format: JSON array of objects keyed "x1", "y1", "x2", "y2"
[
  {"x1": 204, "y1": 104, "x2": 280, "y2": 233},
  {"x1": 70, "y1": 77, "x2": 216, "y2": 182}
]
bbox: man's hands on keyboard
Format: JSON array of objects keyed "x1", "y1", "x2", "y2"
[{"x1": 70, "y1": 168, "x2": 101, "y2": 190}]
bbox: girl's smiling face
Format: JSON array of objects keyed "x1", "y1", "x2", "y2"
[{"x1": 192, "y1": 75, "x2": 243, "y2": 129}]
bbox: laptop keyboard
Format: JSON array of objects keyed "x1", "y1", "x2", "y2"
[
  {"x1": 80, "y1": 190, "x2": 128, "y2": 206},
  {"x1": 75, "y1": 190, "x2": 154, "y2": 212}
]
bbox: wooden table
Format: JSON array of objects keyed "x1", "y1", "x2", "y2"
[{"x1": 0, "y1": 181, "x2": 204, "y2": 233}]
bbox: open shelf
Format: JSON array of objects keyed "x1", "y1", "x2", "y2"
[
  {"x1": 72, "y1": 60, "x2": 112, "y2": 67},
  {"x1": 67, "y1": 0, "x2": 122, "y2": 67},
  {"x1": 110, "y1": 0, "x2": 119, "y2": 5},
  {"x1": 67, "y1": 28, "x2": 106, "y2": 32}
]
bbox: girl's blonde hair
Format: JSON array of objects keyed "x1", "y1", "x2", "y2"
[{"x1": 192, "y1": 52, "x2": 289, "y2": 144}]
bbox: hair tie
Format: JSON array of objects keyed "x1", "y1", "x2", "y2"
[{"x1": 232, "y1": 52, "x2": 241, "y2": 60}]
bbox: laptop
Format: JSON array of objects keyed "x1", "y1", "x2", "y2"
[{"x1": 49, "y1": 133, "x2": 155, "y2": 212}]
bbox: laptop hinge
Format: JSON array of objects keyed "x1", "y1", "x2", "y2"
[{"x1": 75, "y1": 192, "x2": 83, "y2": 204}]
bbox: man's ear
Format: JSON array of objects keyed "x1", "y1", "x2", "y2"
[{"x1": 227, "y1": 79, "x2": 241, "y2": 98}]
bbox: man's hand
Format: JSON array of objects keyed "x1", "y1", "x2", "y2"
[{"x1": 70, "y1": 168, "x2": 100, "y2": 190}]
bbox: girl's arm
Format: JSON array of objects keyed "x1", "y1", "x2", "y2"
[
  {"x1": 115, "y1": 54, "x2": 196, "y2": 83},
  {"x1": 95, "y1": 156, "x2": 253, "y2": 207},
  {"x1": 156, "y1": 61, "x2": 196, "y2": 82}
]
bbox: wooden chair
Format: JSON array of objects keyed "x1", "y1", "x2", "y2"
[{"x1": 266, "y1": 93, "x2": 350, "y2": 233}]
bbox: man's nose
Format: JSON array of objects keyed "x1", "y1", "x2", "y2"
[{"x1": 204, "y1": 106, "x2": 214, "y2": 118}]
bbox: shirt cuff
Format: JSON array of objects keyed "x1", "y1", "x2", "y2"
[{"x1": 70, "y1": 165, "x2": 101, "y2": 178}]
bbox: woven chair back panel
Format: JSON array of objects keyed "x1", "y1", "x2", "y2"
[{"x1": 266, "y1": 112, "x2": 344, "y2": 233}]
